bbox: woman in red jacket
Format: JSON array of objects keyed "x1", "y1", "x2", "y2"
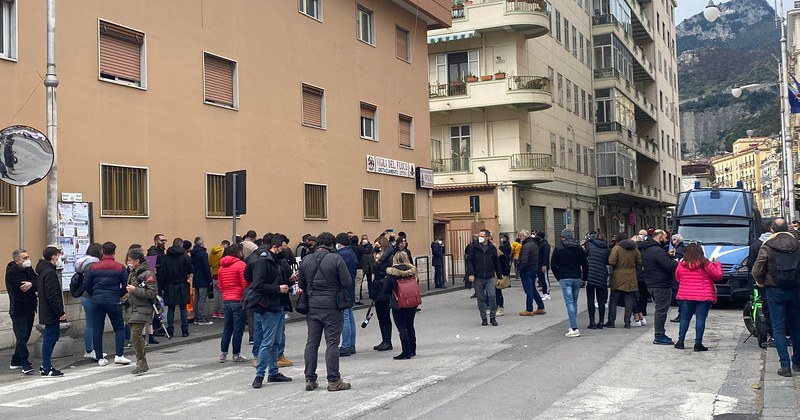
[
  {"x1": 217, "y1": 244, "x2": 249, "y2": 363},
  {"x1": 674, "y1": 243, "x2": 723, "y2": 351}
]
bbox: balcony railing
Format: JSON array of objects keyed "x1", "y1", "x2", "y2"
[
  {"x1": 596, "y1": 121, "x2": 623, "y2": 133},
  {"x1": 508, "y1": 75, "x2": 549, "y2": 92},
  {"x1": 452, "y1": 6, "x2": 466, "y2": 20},
  {"x1": 505, "y1": 0, "x2": 548, "y2": 13},
  {"x1": 429, "y1": 82, "x2": 467, "y2": 98},
  {"x1": 510, "y1": 153, "x2": 552, "y2": 170},
  {"x1": 594, "y1": 68, "x2": 620, "y2": 80},
  {"x1": 432, "y1": 157, "x2": 471, "y2": 173},
  {"x1": 592, "y1": 14, "x2": 618, "y2": 26}
]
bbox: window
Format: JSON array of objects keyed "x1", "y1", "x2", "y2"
[
  {"x1": 588, "y1": 94, "x2": 593, "y2": 122},
  {"x1": 564, "y1": 18, "x2": 570, "y2": 51},
  {"x1": 360, "y1": 102, "x2": 377, "y2": 140},
  {"x1": 555, "y1": 10, "x2": 561, "y2": 43},
  {"x1": 304, "y1": 183, "x2": 328, "y2": 219},
  {"x1": 550, "y1": 133, "x2": 557, "y2": 167},
  {"x1": 583, "y1": 146, "x2": 589, "y2": 174},
  {"x1": 557, "y1": 73, "x2": 563, "y2": 106},
  {"x1": 565, "y1": 79, "x2": 572, "y2": 111},
  {"x1": 581, "y1": 89, "x2": 587, "y2": 119},
  {"x1": 398, "y1": 114, "x2": 413, "y2": 148},
  {"x1": 0, "y1": 182, "x2": 16, "y2": 214},
  {"x1": 589, "y1": 147, "x2": 595, "y2": 176},
  {"x1": 99, "y1": 20, "x2": 145, "y2": 87},
  {"x1": 573, "y1": 85, "x2": 579, "y2": 115},
  {"x1": 559, "y1": 137, "x2": 566, "y2": 168},
  {"x1": 206, "y1": 174, "x2": 227, "y2": 217},
  {"x1": 100, "y1": 164, "x2": 148, "y2": 217},
  {"x1": 587, "y1": 40, "x2": 592, "y2": 69},
  {"x1": 203, "y1": 53, "x2": 237, "y2": 108},
  {"x1": 577, "y1": 145, "x2": 582, "y2": 173},
  {"x1": 579, "y1": 35, "x2": 585, "y2": 63},
  {"x1": 363, "y1": 189, "x2": 380, "y2": 221},
  {"x1": 548, "y1": 67, "x2": 555, "y2": 102},
  {"x1": 357, "y1": 5, "x2": 375, "y2": 45},
  {"x1": 572, "y1": 26, "x2": 577, "y2": 57},
  {"x1": 450, "y1": 125, "x2": 471, "y2": 170},
  {"x1": 568, "y1": 140, "x2": 574, "y2": 170},
  {"x1": 0, "y1": 0, "x2": 16, "y2": 60},
  {"x1": 396, "y1": 26, "x2": 410, "y2": 62},
  {"x1": 401, "y1": 193, "x2": 416, "y2": 221},
  {"x1": 299, "y1": 0, "x2": 322, "y2": 20},
  {"x1": 302, "y1": 84, "x2": 325, "y2": 129}
]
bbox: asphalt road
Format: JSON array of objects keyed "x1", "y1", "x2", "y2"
[{"x1": 0, "y1": 285, "x2": 762, "y2": 419}]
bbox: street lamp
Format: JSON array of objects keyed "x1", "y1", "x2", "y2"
[
  {"x1": 478, "y1": 165, "x2": 488, "y2": 185},
  {"x1": 731, "y1": 86, "x2": 742, "y2": 98},
  {"x1": 704, "y1": 1, "x2": 721, "y2": 23}
]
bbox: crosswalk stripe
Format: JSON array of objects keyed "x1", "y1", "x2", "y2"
[
  {"x1": 0, "y1": 365, "x2": 112, "y2": 396},
  {"x1": 71, "y1": 396, "x2": 147, "y2": 413},
  {"x1": 0, "y1": 364, "x2": 195, "y2": 408}
]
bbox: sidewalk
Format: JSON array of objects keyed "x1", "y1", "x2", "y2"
[
  {"x1": 0, "y1": 278, "x2": 463, "y2": 382},
  {"x1": 761, "y1": 346, "x2": 800, "y2": 418}
]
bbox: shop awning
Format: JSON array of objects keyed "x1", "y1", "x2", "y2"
[{"x1": 427, "y1": 30, "x2": 478, "y2": 44}]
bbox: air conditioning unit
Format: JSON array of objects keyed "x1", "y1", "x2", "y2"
[{"x1": 599, "y1": 205, "x2": 606, "y2": 216}]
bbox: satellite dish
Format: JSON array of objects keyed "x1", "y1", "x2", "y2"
[{"x1": 0, "y1": 125, "x2": 54, "y2": 187}]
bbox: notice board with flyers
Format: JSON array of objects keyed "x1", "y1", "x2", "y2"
[{"x1": 57, "y1": 201, "x2": 95, "y2": 291}]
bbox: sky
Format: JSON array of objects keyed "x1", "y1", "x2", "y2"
[{"x1": 674, "y1": 0, "x2": 793, "y2": 25}]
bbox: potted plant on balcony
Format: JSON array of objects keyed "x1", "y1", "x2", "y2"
[
  {"x1": 494, "y1": 71, "x2": 506, "y2": 80},
  {"x1": 452, "y1": 0, "x2": 464, "y2": 10},
  {"x1": 464, "y1": 0, "x2": 473, "y2": 4},
  {"x1": 480, "y1": 74, "x2": 493, "y2": 81},
  {"x1": 465, "y1": 74, "x2": 478, "y2": 83}
]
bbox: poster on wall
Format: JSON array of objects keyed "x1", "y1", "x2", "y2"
[{"x1": 57, "y1": 200, "x2": 94, "y2": 291}]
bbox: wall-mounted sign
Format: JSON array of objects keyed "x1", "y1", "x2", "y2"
[
  {"x1": 61, "y1": 192, "x2": 83, "y2": 202},
  {"x1": 366, "y1": 155, "x2": 415, "y2": 179},
  {"x1": 416, "y1": 167, "x2": 434, "y2": 189}
]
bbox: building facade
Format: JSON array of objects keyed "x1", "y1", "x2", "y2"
[
  {"x1": 0, "y1": 0, "x2": 450, "y2": 347},
  {"x1": 428, "y1": 0, "x2": 681, "y2": 256},
  {"x1": 710, "y1": 137, "x2": 774, "y2": 212}
]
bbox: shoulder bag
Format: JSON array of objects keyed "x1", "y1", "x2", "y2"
[{"x1": 295, "y1": 254, "x2": 323, "y2": 315}]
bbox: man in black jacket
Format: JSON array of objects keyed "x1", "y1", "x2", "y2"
[
  {"x1": 551, "y1": 229, "x2": 588, "y2": 338},
  {"x1": 249, "y1": 234, "x2": 293, "y2": 389},
  {"x1": 299, "y1": 232, "x2": 353, "y2": 392},
  {"x1": 146, "y1": 234, "x2": 167, "y2": 336},
  {"x1": 6, "y1": 249, "x2": 37, "y2": 374},
  {"x1": 37, "y1": 246, "x2": 66, "y2": 377},
  {"x1": 517, "y1": 230, "x2": 545, "y2": 316},
  {"x1": 533, "y1": 231, "x2": 552, "y2": 300},
  {"x1": 466, "y1": 229, "x2": 504, "y2": 326},
  {"x1": 639, "y1": 229, "x2": 679, "y2": 345},
  {"x1": 431, "y1": 237, "x2": 445, "y2": 289},
  {"x1": 357, "y1": 235, "x2": 374, "y2": 303},
  {"x1": 162, "y1": 238, "x2": 194, "y2": 337}
]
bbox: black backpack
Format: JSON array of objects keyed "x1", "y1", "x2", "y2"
[
  {"x1": 772, "y1": 247, "x2": 800, "y2": 288},
  {"x1": 69, "y1": 271, "x2": 85, "y2": 298}
]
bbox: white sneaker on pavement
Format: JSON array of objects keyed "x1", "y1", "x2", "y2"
[
  {"x1": 565, "y1": 329, "x2": 581, "y2": 338},
  {"x1": 85, "y1": 350, "x2": 108, "y2": 359},
  {"x1": 542, "y1": 294, "x2": 551, "y2": 301},
  {"x1": 496, "y1": 308, "x2": 504, "y2": 317},
  {"x1": 640, "y1": 318, "x2": 647, "y2": 326},
  {"x1": 114, "y1": 355, "x2": 132, "y2": 365},
  {"x1": 632, "y1": 320, "x2": 642, "y2": 327},
  {"x1": 97, "y1": 358, "x2": 109, "y2": 367}
]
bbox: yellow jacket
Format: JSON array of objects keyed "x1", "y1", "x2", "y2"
[
  {"x1": 510, "y1": 241, "x2": 522, "y2": 260},
  {"x1": 209, "y1": 245, "x2": 225, "y2": 277}
]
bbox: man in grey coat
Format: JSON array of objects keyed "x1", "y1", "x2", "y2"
[{"x1": 298, "y1": 232, "x2": 353, "y2": 392}]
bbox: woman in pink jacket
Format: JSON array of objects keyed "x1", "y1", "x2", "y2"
[{"x1": 674, "y1": 243, "x2": 723, "y2": 351}]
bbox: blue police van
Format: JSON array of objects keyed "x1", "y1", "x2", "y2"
[{"x1": 672, "y1": 183, "x2": 764, "y2": 304}]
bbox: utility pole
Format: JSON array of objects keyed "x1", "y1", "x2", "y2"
[{"x1": 45, "y1": 0, "x2": 59, "y2": 246}]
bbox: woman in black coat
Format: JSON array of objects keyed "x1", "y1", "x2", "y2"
[
  {"x1": 371, "y1": 236, "x2": 396, "y2": 352},
  {"x1": 584, "y1": 233, "x2": 611, "y2": 329},
  {"x1": 386, "y1": 252, "x2": 419, "y2": 360}
]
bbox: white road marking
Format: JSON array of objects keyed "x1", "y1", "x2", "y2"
[
  {"x1": 0, "y1": 364, "x2": 115, "y2": 395},
  {"x1": 332, "y1": 375, "x2": 446, "y2": 420},
  {"x1": 0, "y1": 364, "x2": 194, "y2": 408},
  {"x1": 72, "y1": 396, "x2": 147, "y2": 413},
  {"x1": 161, "y1": 395, "x2": 224, "y2": 416}
]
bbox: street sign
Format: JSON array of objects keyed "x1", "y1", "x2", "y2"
[
  {"x1": 225, "y1": 170, "x2": 246, "y2": 216},
  {"x1": 469, "y1": 195, "x2": 480, "y2": 213}
]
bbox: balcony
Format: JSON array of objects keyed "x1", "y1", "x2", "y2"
[
  {"x1": 597, "y1": 179, "x2": 662, "y2": 204},
  {"x1": 592, "y1": 17, "x2": 655, "y2": 82},
  {"x1": 595, "y1": 122, "x2": 659, "y2": 163},
  {"x1": 627, "y1": 0, "x2": 655, "y2": 44},
  {"x1": 593, "y1": 68, "x2": 657, "y2": 122},
  {"x1": 434, "y1": 0, "x2": 549, "y2": 42},
  {"x1": 433, "y1": 154, "x2": 553, "y2": 183},
  {"x1": 429, "y1": 76, "x2": 551, "y2": 112}
]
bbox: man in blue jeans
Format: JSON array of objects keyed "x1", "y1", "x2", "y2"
[
  {"x1": 335, "y1": 233, "x2": 359, "y2": 357},
  {"x1": 551, "y1": 229, "x2": 588, "y2": 338},
  {"x1": 752, "y1": 217, "x2": 800, "y2": 377},
  {"x1": 84, "y1": 242, "x2": 131, "y2": 366},
  {"x1": 517, "y1": 230, "x2": 545, "y2": 316},
  {"x1": 36, "y1": 246, "x2": 66, "y2": 376}
]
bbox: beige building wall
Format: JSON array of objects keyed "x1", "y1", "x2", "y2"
[
  {"x1": 711, "y1": 137, "x2": 771, "y2": 211},
  {"x1": 0, "y1": 0, "x2": 448, "y2": 347}
]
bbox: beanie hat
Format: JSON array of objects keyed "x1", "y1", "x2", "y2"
[
  {"x1": 182, "y1": 240, "x2": 192, "y2": 250},
  {"x1": 561, "y1": 229, "x2": 574, "y2": 239}
]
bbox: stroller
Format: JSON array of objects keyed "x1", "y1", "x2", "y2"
[{"x1": 152, "y1": 295, "x2": 170, "y2": 339}]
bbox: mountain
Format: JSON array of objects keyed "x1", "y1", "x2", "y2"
[{"x1": 678, "y1": 0, "x2": 781, "y2": 158}]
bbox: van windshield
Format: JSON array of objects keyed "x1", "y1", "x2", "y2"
[
  {"x1": 676, "y1": 225, "x2": 750, "y2": 246},
  {"x1": 680, "y1": 190, "x2": 748, "y2": 217}
]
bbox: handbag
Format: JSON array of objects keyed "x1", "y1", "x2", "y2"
[
  {"x1": 496, "y1": 276, "x2": 510, "y2": 289},
  {"x1": 295, "y1": 254, "x2": 323, "y2": 315}
]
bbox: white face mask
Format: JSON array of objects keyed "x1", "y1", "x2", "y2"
[
  {"x1": 437, "y1": 240, "x2": 443, "y2": 245},
  {"x1": 127, "y1": 263, "x2": 135, "y2": 271},
  {"x1": 55, "y1": 257, "x2": 64, "y2": 270},
  {"x1": 335, "y1": 244, "x2": 343, "y2": 251},
  {"x1": 478, "y1": 237, "x2": 486, "y2": 244},
  {"x1": 21, "y1": 259, "x2": 32, "y2": 268}
]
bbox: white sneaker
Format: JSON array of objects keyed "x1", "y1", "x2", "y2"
[
  {"x1": 640, "y1": 318, "x2": 647, "y2": 326},
  {"x1": 196, "y1": 321, "x2": 214, "y2": 326},
  {"x1": 114, "y1": 355, "x2": 132, "y2": 365},
  {"x1": 85, "y1": 350, "x2": 108, "y2": 359},
  {"x1": 565, "y1": 329, "x2": 581, "y2": 338},
  {"x1": 542, "y1": 294, "x2": 551, "y2": 301},
  {"x1": 496, "y1": 308, "x2": 505, "y2": 317},
  {"x1": 632, "y1": 320, "x2": 642, "y2": 327},
  {"x1": 97, "y1": 358, "x2": 109, "y2": 367}
]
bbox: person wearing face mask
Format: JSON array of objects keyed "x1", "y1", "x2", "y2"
[
  {"x1": 335, "y1": 233, "x2": 359, "y2": 357},
  {"x1": 466, "y1": 229, "x2": 504, "y2": 326},
  {"x1": 358, "y1": 235, "x2": 374, "y2": 303},
  {"x1": 431, "y1": 238, "x2": 445, "y2": 289},
  {"x1": 6, "y1": 248, "x2": 38, "y2": 375},
  {"x1": 123, "y1": 248, "x2": 157, "y2": 374},
  {"x1": 372, "y1": 236, "x2": 396, "y2": 351},
  {"x1": 84, "y1": 242, "x2": 131, "y2": 366},
  {"x1": 146, "y1": 234, "x2": 167, "y2": 338},
  {"x1": 36, "y1": 246, "x2": 67, "y2": 376},
  {"x1": 639, "y1": 229, "x2": 679, "y2": 345}
]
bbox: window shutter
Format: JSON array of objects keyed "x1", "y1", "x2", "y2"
[
  {"x1": 396, "y1": 27, "x2": 409, "y2": 61},
  {"x1": 398, "y1": 114, "x2": 412, "y2": 147},
  {"x1": 204, "y1": 54, "x2": 235, "y2": 107},
  {"x1": 302, "y1": 85, "x2": 324, "y2": 128},
  {"x1": 99, "y1": 22, "x2": 143, "y2": 83},
  {"x1": 361, "y1": 103, "x2": 376, "y2": 120}
]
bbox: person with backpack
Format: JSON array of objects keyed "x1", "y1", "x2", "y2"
[
  {"x1": 162, "y1": 238, "x2": 194, "y2": 338},
  {"x1": 73, "y1": 243, "x2": 104, "y2": 360},
  {"x1": 533, "y1": 231, "x2": 552, "y2": 300},
  {"x1": 6, "y1": 248, "x2": 37, "y2": 375},
  {"x1": 752, "y1": 218, "x2": 800, "y2": 377},
  {"x1": 123, "y1": 248, "x2": 157, "y2": 374},
  {"x1": 386, "y1": 252, "x2": 420, "y2": 360},
  {"x1": 674, "y1": 243, "x2": 722, "y2": 352},
  {"x1": 584, "y1": 233, "x2": 611, "y2": 329}
]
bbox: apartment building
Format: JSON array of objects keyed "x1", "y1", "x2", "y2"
[
  {"x1": 428, "y1": 0, "x2": 681, "y2": 251},
  {"x1": 0, "y1": 0, "x2": 450, "y2": 346},
  {"x1": 710, "y1": 137, "x2": 773, "y2": 214}
]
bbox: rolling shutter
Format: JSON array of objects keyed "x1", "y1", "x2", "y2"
[
  {"x1": 553, "y1": 208, "x2": 566, "y2": 239},
  {"x1": 396, "y1": 26, "x2": 409, "y2": 61},
  {"x1": 361, "y1": 103, "x2": 376, "y2": 120},
  {"x1": 204, "y1": 54, "x2": 235, "y2": 107},
  {"x1": 99, "y1": 22, "x2": 143, "y2": 84},
  {"x1": 399, "y1": 114, "x2": 412, "y2": 147},
  {"x1": 530, "y1": 206, "x2": 546, "y2": 234},
  {"x1": 302, "y1": 85, "x2": 324, "y2": 128}
]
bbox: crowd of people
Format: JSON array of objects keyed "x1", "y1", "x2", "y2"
[{"x1": 4, "y1": 228, "x2": 424, "y2": 391}]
